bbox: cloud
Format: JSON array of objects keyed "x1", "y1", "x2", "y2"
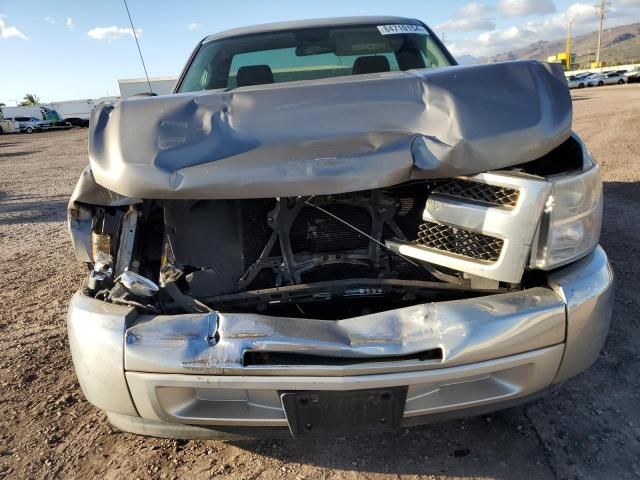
[
  {"x1": 44, "y1": 17, "x2": 55, "y2": 25},
  {"x1": 437, "y1": 2, "x2": 496, "y2": 33},
  {"x1": 187, "y1": 22, "x2": 202, "y2": 31},
  {"x1": 565, "y1": 4, "x2": 601, "y2": 25},
  {"x1": 499, "y1": 0, "x2": 556, "y2": 17},
  {"x1": 66, "y1": 17, "x2": 75, "y2": 31},
  {"x1": 475, "y1": 24, "x2": 539, "y2": 52},
  {"x1": 448, "y1": 1, "x2": 640, "y2": 58},
  {"x1": 87, "y1": 25, "x2": 142, "y2": 40},
  {"x1": 457, "y1": 2, "x2": 494, "y2": 17},
  {"x1": 0, "y1": 15, "x2": 28, "y2": 40},
  {"x1": 618, "y1": 0, "x2": 640, "y2": 5},
  {"x1": 435, "y1": 18, "x2": 496, "y2": 32}
]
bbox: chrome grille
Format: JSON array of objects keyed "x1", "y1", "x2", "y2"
[
  {"x1": 433, "y1": 179, "x2": 519, "y2": 208},
  {"x1": 417, "y1": 222, "x2": 504, "y2": 263}
]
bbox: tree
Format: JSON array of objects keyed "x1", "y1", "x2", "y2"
[
  {"x1": 0, "y1": 102, "x2": 5, "y2": 107},
  {"x1": 19, "y1": 94, "x2": 40, "y2": 106}
]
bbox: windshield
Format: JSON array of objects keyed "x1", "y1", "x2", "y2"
[{"x1": 177, "y1": 23, "x2": 453, "y2": 92}]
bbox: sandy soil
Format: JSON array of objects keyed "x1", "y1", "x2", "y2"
[{"x1": 1, "y1": 84, "x2": 639, "y2": 480}]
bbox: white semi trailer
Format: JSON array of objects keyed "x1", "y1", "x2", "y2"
[
  {"x1": 0, "y1": 106, "x2": 61, "y2": 122},
  {"x1": 42, "y1": 98, "x2": 119, "y2": 127},
  {"x1": 43, "y1": 100, "x2": 94, "y2": 123}
]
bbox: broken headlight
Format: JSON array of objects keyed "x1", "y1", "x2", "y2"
[{"x1": 530, "y1": 150, "x2": 603, "y2": 270}]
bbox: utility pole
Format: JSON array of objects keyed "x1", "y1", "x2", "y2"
[
  {"x1": 566, "y1": 20, "x2": 573, "y2": 71},
  {"x1": 595, "y1": 0, "x2": 606, "y2": 68}
]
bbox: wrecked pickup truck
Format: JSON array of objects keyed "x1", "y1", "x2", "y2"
[{"x1": 67, "y1": 16, "x2": 613, "y2": 439}]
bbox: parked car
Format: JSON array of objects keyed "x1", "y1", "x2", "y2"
[
  {"x1": 13, "y1": 116, "x2": 50, "y2": 133},
  {"x1": 626, "y1": 67, "x2": 640, "y2": 84},
  {"x1": 64, "y1": 117, "x2": 90, "y2": 128},
  {"x1": 602, "y1": 72, "x2": 627, "y2": 85},
  {"x1": 0, "y1": 118, "x2": 20, "y2": 134},
  {"x1": 567, "y1": 73, "x2": 590, "y2": 89},
  {"x1": 67, "y1": 16, "x2": 613, "y2": 439},
  {"x1": 586, "y1": 73, "x2": 605, "y2": 87}
]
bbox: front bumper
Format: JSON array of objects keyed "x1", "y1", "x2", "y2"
[{"x1": 67, "y1": 246, "x2": 613, "y2": 437}]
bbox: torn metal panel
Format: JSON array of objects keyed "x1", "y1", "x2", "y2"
[
  {"x1": 67, "y1": 202, "x2": 94, "y2": 263},
  {"x1": 69, "y1": 166, "x2": 142, "y2": 207},
  {"x1": 67, "y1": 167, "x2": 142, "y2": 264},
  {"x1": 114, "y1": 209, "x2": 140, "y2": 275},
  {"x1": 88, "y1": 61, "x2": 571, "y2": 199},
  {"x1": 124, "y1": 286, "x2": 565, "y2": 376}
]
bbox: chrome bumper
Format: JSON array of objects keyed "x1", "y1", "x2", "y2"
[{"x1": 67, "y1": 246, "x2": 613, "y2": 433}]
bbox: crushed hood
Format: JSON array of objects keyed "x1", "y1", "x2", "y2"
[{"x1": 89, "y1": 60, "x2": 571, "y2": 199}]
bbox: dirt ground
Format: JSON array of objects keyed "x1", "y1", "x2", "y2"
[{"x1": 0, "y1": 84, "x2": 639, "y2": 480}]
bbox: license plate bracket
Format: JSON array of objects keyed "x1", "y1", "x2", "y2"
[{"x1": 281, "y1": 387, "x2": 407, "y2": 438}]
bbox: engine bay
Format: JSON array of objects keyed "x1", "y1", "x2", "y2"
[{"x1": 81, "y1": 179, "x2": 513, "y2": 319}]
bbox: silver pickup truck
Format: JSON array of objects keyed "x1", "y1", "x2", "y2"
[{"x1": 67, "y1": 16, "x2": 613, "y2": 439}]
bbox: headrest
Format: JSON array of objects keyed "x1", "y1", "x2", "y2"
[
  {"x1": 236, "y1": 65, "x2": 274, "y2": 87},
  {"x1": 352, "y1": 56, "x2": 391, "y2": 75}
]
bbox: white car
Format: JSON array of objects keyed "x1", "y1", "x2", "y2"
[
  {"x1": 601, "y1": 72, "x2": 627, "y2": 85},
  {"x1": 586, "y1": 74, "x2": 605, "y2": 87},
  {"x1": 14, "y1": 116, "x2": 50, "y2": 133},
  {"x1": 567, "y1": 74, "x2": 590, "y2": 89},
  {"x1": 626, "y1": 67, "x2": 640, "y2": 83}
]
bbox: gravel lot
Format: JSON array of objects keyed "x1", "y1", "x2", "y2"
[{"x1": 1, "y1": 84, "x2": 639, "y2": 480}]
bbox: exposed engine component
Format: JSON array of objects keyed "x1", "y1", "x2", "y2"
[
  {"x1": 115, "y1": 270, "x2": 159, "y2": 299},
  {"x1": 161, "y1": 182, "x2": 444, "y2": 300},
  {"x1": 101, "y1": 271, "x2": 160, "y2": 312}
]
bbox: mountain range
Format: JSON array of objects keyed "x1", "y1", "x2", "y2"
[{"x1": 466, "y1": 22, "x2": 640, "y2": 67}]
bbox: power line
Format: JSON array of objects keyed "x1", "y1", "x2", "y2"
[{"x1": 123, "y1": 0, "x2": 153, "y2": 94}]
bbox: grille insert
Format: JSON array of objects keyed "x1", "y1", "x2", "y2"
[
  {"x1": 417, "y1": 222, "x2": 504, "y2": 263},
  {"x1": 433, "y1": 179, "x2": 519, "y2": 208}
]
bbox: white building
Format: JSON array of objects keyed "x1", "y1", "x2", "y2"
[{"x1": 118, "y1": 76, "x2": 178, "y2": 99}]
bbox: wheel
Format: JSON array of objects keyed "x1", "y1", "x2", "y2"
[
  {"x1": 26, "y1": 127, "x2": 34, "y2": 134},
  {"x1": 598, "y1": 81, "x2": 604, "y2": 86},
  {"x1": 618, "y1": 79, "x2": 624, "y2": 84},
  {"x1": 579, "y1": 83, "x2": 585, "y2": 88}
]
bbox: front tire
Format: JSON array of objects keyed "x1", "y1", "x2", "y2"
[
  {"x1": 618, "y1": 79, "x2": 625, "y2": 84},
  {"x1": 598, "y1": 81, "x2": 604, "y2": 86},
  {"x1": 26, "y1": 127, "x2": 34, "y2": 134},
  {"x1": 579, "y1": 83, "x2": 585, "y2": 88}
]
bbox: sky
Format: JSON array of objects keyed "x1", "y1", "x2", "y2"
[{"x1": 1, "y1": 0, "x2": 640, "y2": 105}]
